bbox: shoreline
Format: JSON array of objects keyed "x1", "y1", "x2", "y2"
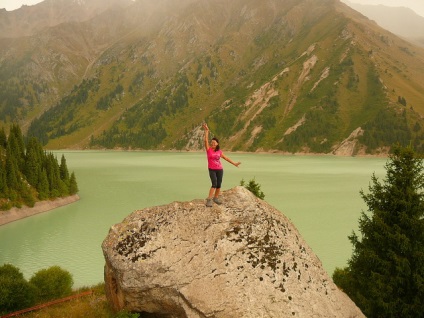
[
  {"x1": 0, "y1": 194, "x2": 80, "y2": 226},
  {"x1": 54, "y1": 148, "x2": 390, "y2": 158}
]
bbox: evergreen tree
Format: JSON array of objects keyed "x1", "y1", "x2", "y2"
[
  {"x1": 24, "y1": 141, "x2": 41, "y2": 187},
  {"x1": 59, "y1": 154, "x2": 70, "y2": 187},
  {"x1": 69, "y1": 172, "x2": 78, "y2": 195},
  {"x1": 45, "y1": 153, "x2": 61, "y2": 197},
  {"x1": 8, "y1": 124, "x2": 25, "y2": 170},
  {"x1": 333, "y1": 145, "x2": 424, "y2": 317},
  {"x1": 0, "y1": 127, "x2": 6, "y2": 149},
  {"x1": 0, "y1": 126, "x2": 78, "y2": 209},
  {"x1": 20, "y1": 181, "x2": 36, "y2": 208},
  {"x1": 5, "y1": 151, "x2": 20, "y2": 191},
  {"x1": 37, "y1": 169, "x2": 50, "y2": 200},
  {"x1": 0, "y1": 160, "x2": 6, "y2": 195}
]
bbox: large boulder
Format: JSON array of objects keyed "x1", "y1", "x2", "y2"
[{"x1": 102, "y1": 186, "x2": 364, "y2": 318}]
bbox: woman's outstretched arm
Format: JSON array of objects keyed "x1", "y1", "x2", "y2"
[
  {"x1": 202, "y1": 123, "x2": 209, "y2": 150},
  {"x1": 221, "y1": 153, "x2": 241, "y2": 167}
]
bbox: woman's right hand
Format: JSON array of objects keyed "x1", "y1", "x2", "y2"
[{"x1": 203, "y1": 123, "x2": 209, "y2": 131}]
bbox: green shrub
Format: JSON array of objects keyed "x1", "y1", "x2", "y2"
[
  {"x1": 240, "y1": 178, "x2": 265, "y2": 199},
  {"x1": 114, "y1": 310, "x2": 140, "y2": 318},
  {"x1": 0, "y1": 263, "x2": 23, "y2": 280},
  {"x1": 0, "y1": 264, "x2": 37, "y2": 314},
  {"x1": 29, "y1": 266, "x2": 73, "y2": 302}
]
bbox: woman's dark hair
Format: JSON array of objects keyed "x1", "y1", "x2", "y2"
[{"x1": 212, "y1": 137, "x2": 220, "y2": 151}]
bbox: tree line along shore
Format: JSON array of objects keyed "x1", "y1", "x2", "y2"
[{"x1": 0, "y1": 124, "x2": 79, "y2": 215}]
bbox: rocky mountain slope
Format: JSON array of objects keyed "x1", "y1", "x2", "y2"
[{"x1": 1, "y1": 0, "x2": 424, "y2": 155}]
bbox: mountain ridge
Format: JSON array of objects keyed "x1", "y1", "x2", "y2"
[
  {"x1": 0, "y1": 0, "x2": 134, "y2": 38},
  {"x1": 1, "y1": 0, "x2": 424, "y2": 155}
]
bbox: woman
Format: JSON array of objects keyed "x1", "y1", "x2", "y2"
[{"x1": 203, "y1": 123, "x2": 241, "y2": 207}]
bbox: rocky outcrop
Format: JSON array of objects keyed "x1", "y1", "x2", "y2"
[
  {"x1": 332, "y1": 127, "x2": 364, "y2": 156},
  {"x1": 102, "y1": 186, "x2": 364, "y2": 318}
]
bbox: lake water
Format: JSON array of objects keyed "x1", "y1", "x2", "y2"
[{"x1": 0, "y1": 151, "x2": 386, "y2": 287}]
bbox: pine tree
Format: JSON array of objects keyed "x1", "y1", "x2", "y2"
[
  {"x1": 8, "y1": 124, "x2": 25, "y2": 171},
  {"x1": 24, "y1": 142, "x2": 40, "y2": 187},
  {"x1": 59, "y1": 154, "x2": 70, "y2": 187},
  {"x1": 0, "y1": 126, "x2": 78, "y2": 209},
  {"x1": 69, "y1": 172, "x2": 78, "y2": 195},
  {"x1": 37, "y1": 169, "x2": 50, "y2": 200},
  {"x1": 333, "y1": 145, "x2": 424, "y2": 317},
  {"x1": 0, "y1": 127, "x2": 6, "y2": 149},
  {"x1": 0, "y1": 160, "x2": 7, "y2": 198},
  {"x1": 45, "y1": 153, "x2": 58, "y2": 197},
  {"x1": 5, "y1": 151, "x2": 20, "y2": 191}
]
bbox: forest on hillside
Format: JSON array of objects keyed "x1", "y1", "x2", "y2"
[{"x1": 0, "y1": 125, "x2": 78, "y2": 210}]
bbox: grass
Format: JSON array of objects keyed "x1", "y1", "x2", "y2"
[{"x1": 16, "y1": 283, "x2": 117, "y2": 318}]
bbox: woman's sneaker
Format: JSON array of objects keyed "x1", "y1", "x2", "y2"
[
  {"x1": 213, "y1": 197, "x2": 222, "y2": 205},
  {"x1": 206, "y1": 198, "x2": 213, "y2": 207}
]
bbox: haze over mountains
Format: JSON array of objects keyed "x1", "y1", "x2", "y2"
[
  {"x1": 1, "y1": 0, "x2": 424, "y2": 155},
  {"x1": 343, "y1": 1, "x2": 424, "y2": 47}
]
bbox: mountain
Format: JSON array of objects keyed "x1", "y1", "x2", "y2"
[
  {"x1": 0, "y1": 0, "x2": 134, "y2": 38},
  {"x1": 343, "y1": 1, "x2": 424, "y2": 47},
  {"x1": 1, "y1": 0, "x2": 424, "y2": 155}
]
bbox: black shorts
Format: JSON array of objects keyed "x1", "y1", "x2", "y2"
[{"x1": 208, "y1": 169, "x2": 223, "y2": 189}]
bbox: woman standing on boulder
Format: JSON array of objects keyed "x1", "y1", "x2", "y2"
[{"x1": 203, "y1": 123, "x2": 241, "y2": 207}]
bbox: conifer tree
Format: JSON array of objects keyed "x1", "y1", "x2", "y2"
[
  {"x1": 8, "y1": 124, "x2": 25, "y2": 170},
  {"x1": 20, "y1": 181, "x2": 35, "y2": 208},
  {"x1": 59, "y1": 154, "x2": 70, "y2": 187},
  {"x1": 69, "y1": 172, "x2": 78, "y2": 195},
  {"x1": 45, "y1": 153, "x2": 61, "y2": 197},
  {"x1": 37, "y1": 169, "x2": 50, "y2": 200},
  {"x1": 0, "y1": 126, "x2": 78, "y2": 209},
  {"x1": 0, "y1": 127, "x2": 6, "y2": 149},
  {"x1": 0, "y1": 160, "x2": 7, "y2": 199},
  {"x1": 24, "y1": 143, "x2": 40, "y2": 187},
  {"x1": 333, "y1": 145, "x2": 424, "y2": 317},
  {"x1": 5, "y1": 151, "x2": 20, "y2": 191}
]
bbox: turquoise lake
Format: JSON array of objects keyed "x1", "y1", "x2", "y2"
[{"x1": 0, "y1": 151, "x2": 387, "y2": 287}]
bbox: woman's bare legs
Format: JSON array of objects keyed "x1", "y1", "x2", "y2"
[{"x1": 208, "y1": 187, "x2": 220, "y2": 198}]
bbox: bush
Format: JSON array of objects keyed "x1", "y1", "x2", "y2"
[
  {"x1": 29, "y1": 266, "x2": 74, "y2": 302},
  {"x1": 0, "y1": 264, "x2": 37, "y2": 314},
  {"x1": 240, "y1": 178, "x2": 265, "y2": 199},
  {"x1": 115, "y1": 311, "x2": 140, "y2": 318},
  {"x1": 0, "y1": 263, "x2": 23, "y2": 280}
]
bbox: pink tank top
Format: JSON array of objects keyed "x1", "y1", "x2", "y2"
[{"x1": 207, "y1": 148, "x2": 223, "y2": 170}]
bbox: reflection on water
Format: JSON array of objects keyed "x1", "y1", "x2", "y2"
[{"x1": 0, "y1": 151, "x2": 386, "y2": 287}]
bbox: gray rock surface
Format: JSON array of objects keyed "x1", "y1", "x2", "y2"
[{"x1": 102, "y1": 186, "x2": 364, "y2": 318}]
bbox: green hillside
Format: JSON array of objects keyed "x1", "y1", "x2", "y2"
[{"x1": 1, "y1": 0, "x2": 424, "y2": 154}]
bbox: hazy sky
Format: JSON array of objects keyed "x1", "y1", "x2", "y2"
[
  {"x1": 342, "y1": 0, "x2": 424, "y2": 17},
  {"x1": 0, "y1": 0, "x2": 44, "y2": 11},
  {"x1": 0, "y1": 0, "x2": 424, "y2": 17}
]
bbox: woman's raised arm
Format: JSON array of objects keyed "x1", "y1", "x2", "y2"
[{"x1": 202, "y1": 123, "x2": 210, "y2": 150}]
